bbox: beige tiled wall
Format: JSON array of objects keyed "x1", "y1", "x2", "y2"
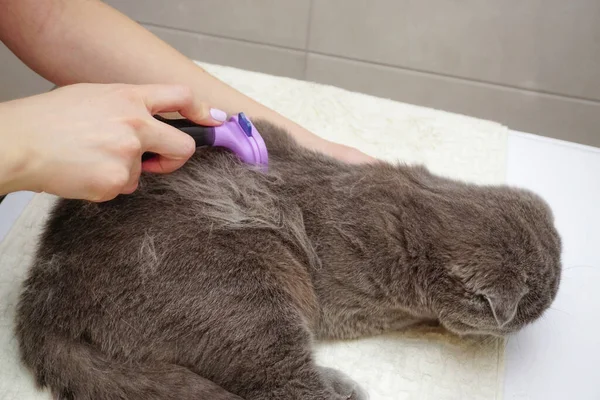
[
  {"x1": 2, "y1": 1, "x2": 599, "y2": 147},
  {"x1": 108, "y1": 0, "x2": 600, "y2": 148}
]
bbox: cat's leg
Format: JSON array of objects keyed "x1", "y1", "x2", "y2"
[
  {"x1": 318, "y1": 366, "x2": 369, "y2": 400},
  {"x1": 228, "y1": 323, "x2": 358, "y2": 400},
  {"x1": 190, "y1": 301, "x2": 347, "y2": 400},
  {"x1": 178, "y1": 255, "x2": 355, "y2": 400}
]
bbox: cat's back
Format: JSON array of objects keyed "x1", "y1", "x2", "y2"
[
  {"x1": 36, "y1": 119, "x2": 314, "y2": 262},
  {"x1": 17, "y1": 121, "x2": 323, "y2": 345}
]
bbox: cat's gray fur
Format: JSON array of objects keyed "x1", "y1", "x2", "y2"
[{"x1": 15, "y1": 121, "x2": 562, "y2": 400}]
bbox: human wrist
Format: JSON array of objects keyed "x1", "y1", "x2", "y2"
[
  {"x1": 0, "y1": 102, "x2": 39, "y2": 195},
  {"x1": 0, "y1": 141, "x2": 32, "y2": 195}
]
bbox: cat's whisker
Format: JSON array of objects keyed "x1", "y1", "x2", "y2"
[
  {"x1": 562, "y1": 264, "x2": 595, "y2": 271},
  {"x1": 548, "y1": 307, "x2": 571, "y2": 316},
  {"x1": 469, "y1": 334, "x2": 499, "y2": 352},
  {"x1": 515, "y1": 334, "x2": 523, "y2": 356}
]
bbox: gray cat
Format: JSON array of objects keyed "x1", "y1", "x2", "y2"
[{"x1": 15, "y1": 120, "x2": 562, "y2": 400}]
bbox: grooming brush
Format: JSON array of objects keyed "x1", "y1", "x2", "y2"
[{"x1": 143, "y1": 112, "x2": 268, "y2": 169}]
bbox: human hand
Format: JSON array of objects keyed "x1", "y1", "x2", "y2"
[
  {"x1": 0, "y1": 83, "x2": 226, "y2": 201},
  {"x1": 299, "y1": 135, "x2": 376, "y2": 164},
  {"x1": 324, "y1": 141, "x2": 376, "y2": 164}
]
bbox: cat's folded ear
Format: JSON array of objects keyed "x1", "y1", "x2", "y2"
[{"x1": 485, "y1": 291, "x2": 524, "y2": 327}]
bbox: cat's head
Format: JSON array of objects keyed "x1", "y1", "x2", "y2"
[{"x1": 423, "y1": 184, "x2": 562, "y2": 337}]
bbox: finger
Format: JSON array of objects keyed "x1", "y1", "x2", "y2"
[
  {"x1": 121, "y1": 159, "x2": 142, "y2": 194},
  {"x1": 140, "y1": 118, "x2": 195, "y2": 159},
  {"x1": 142, "y1": 154, "x2": 188, "y2": 174},
  {"x1": 88, "y1": 164, "x2": 130, "y2": 202},
  {"x1": 136, "y1": 84, "x2": 227, "y2": 126},
  {"x1": 138, "y1": 119, "x2": 195, "y2": 174}
]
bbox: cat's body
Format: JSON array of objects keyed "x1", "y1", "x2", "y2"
[{"x1": 16, "y1": 121, "x2": 561, "y2": 400}]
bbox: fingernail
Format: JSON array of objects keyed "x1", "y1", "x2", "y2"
[{"x1": 210, "y1": 108, "x2": 227, "y2": 122}]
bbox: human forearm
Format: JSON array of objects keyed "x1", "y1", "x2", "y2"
[{"x1": 0, "y1": 0, "x2": 370, "y2": 160}]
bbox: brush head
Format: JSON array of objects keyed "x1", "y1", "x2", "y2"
[
  {"x1": 213, "y1": 112, "x2": 269, "y2": 169},
  {"x1": 150, "y1": 113, "x2": 269, "y2": 169}
]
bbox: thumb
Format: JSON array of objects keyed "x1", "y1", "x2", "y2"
[
  {"x1": 181, "y1": 100, "x2": 229, "y2": 127},
  {"x1": 136, "y1": 84, "x2": 228, "y2": 126}
]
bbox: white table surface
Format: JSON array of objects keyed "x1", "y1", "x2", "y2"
[
  {"x1": 504, "y1": 132, "x2": 600, "y2": 400},
  {"x1": 1, "y1": 132, "x2": 599, "y2": 400}
]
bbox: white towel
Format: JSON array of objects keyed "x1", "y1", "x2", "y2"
[{"x1": 0, "y1": 62, "x2": 509, "y2": 400}]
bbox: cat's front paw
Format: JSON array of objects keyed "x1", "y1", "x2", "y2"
[{"x1": 318, "y1": 366, "x2": 369, "y2": 400}]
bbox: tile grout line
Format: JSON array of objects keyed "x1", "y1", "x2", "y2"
[
  {"x1": 142, "y1": 22, "x2": 600, "y2": 106},
  {"x1": 309, "y1": 53, "x2": 600, "y2": 106},
  {"x1": 142, "y1": 22, "x2": 305, "y2": 52},
  {"x1": 303, "y1": 0, "x2": 315, "y2": 80}
]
